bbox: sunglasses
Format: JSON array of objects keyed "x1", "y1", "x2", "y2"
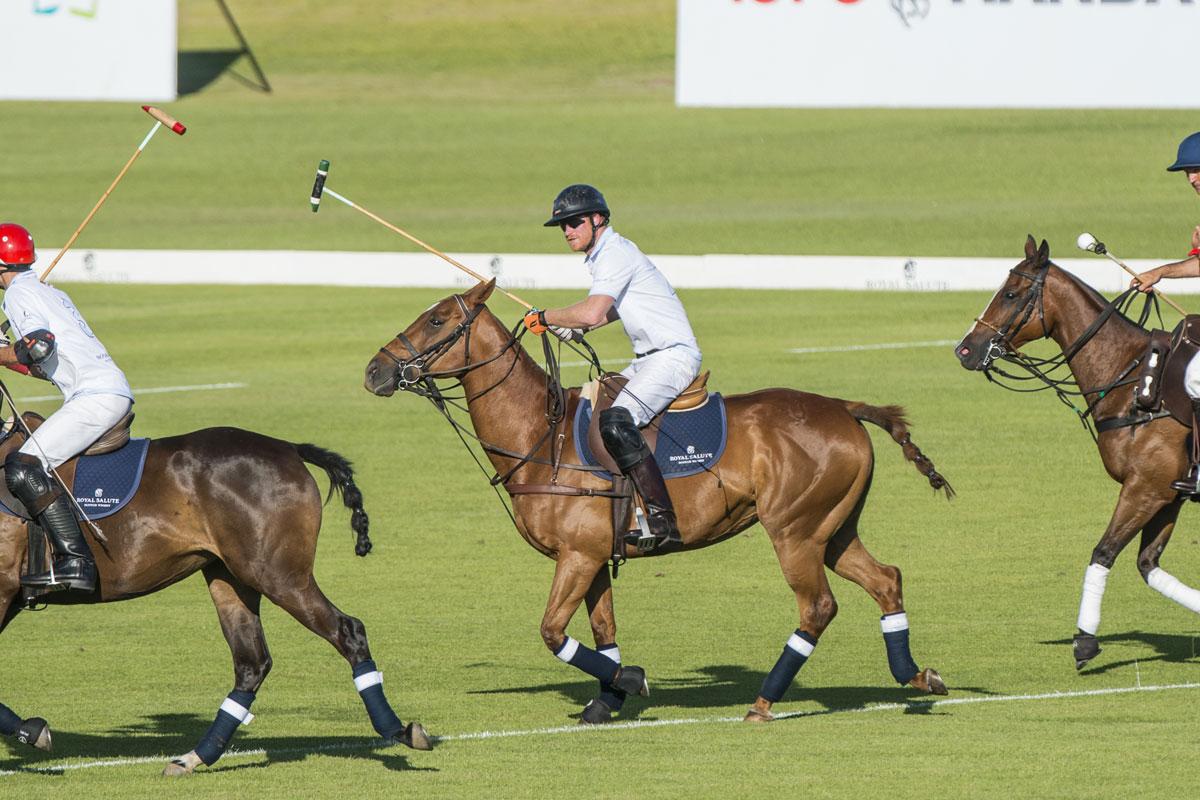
[{"x1": 558, "y1": 216, "x2": 590, "y2": 231}]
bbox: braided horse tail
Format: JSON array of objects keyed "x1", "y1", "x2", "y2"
[
  {"x1": 296, "y1": 443, "x2": 373, "y2": 556},
  {"x1": 841, "y1": 401, "x2": 955, "y2": 499}
]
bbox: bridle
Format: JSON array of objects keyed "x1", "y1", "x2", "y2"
[
  {"x1": 375, "y1": 295, "x2": 497, "y2": 397},
  {"x1": 972, "y1": 260, "x2": 1051, "y2": 371},
  {"x1": 971, "y1": 258, "x2": 1163, "y2": 440}
]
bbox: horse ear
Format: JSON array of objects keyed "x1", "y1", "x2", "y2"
[
  {"x1": 1038, "y1": 238, "x2": 1050, "y2": 264},
  {"x1": 463, "y1": 278, "x2": 496, "y2": 306},
  {"x1": 1024, "y1": 234, "x2": 1037, "y2": 261}
]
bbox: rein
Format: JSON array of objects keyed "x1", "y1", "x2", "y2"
[
  {"x1": 976, "y1": 262, "x2": 1164, "y2": 441},
  {"x1": 380, "y1": 296, "x2": 618, "y2": 522}
]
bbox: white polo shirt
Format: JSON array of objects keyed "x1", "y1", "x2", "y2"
[
  {"x1": 2, "y1": 271, "x2": 133, "y2": 403},
  {"x1": 585, "y1": 227, "x2": 700, "y2": 358}
]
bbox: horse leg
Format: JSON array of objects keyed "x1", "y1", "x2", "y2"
[
  {"x1": 824, "y1": 527, "x2": 947, "y2": 695},
  {"x1": 579, "y1": 567, "x2": 624, "y2": 724},
  {"x1": 745, "y1": 541, "x2": 837, "y2": 723},
  {"x1": 256, "y1": 572, "x2": 430, "y2": 751},
  {"x1": 0, "y1": 586, "x2": 52, "y2": 753},
  {"x1": 541, "y1": 551, "x2": 648, "y2": 712},
  {"x1": 164, "y1": 563, "x2": 273, "y2": 776},
  {"x1": 1074, "y1": 480, "x2": 1173, "y2": 670},
  {"x1": 1133, "y1": 499, "x2": 1200, "y2": 615}
]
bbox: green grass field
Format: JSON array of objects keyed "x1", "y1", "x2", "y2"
[
  {"x1": 0, "y1": 284, "x2": 1197, "y2": 799},
  {"x1": 5, "y1": 0, "x2": 1200, "y2": 258},
  {"x1": 4, "y1": 1, "x2": 1200, "y2": 797}
]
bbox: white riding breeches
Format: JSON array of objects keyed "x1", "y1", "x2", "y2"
[
  {"x1": 19, "y1": 393, "x2": 133, "y2": 470},
  {"x1": 613, "y1": 346, "x2": 703, "y2": 427},
  {"x1": 1186, "y1": 351, "x2": 1200, "y2": 400}
]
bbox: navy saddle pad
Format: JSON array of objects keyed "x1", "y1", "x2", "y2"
[
  {"x1": 573, "y1": 395, "x2": 727, "y2": 480},
  {"x1": 0, "y1": 438, "x2": 150, "y2": 521}
]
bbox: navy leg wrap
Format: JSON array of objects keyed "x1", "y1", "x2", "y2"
[
  {"x1": 596, "y1": 644, "x2": 626, "y2": 711},
  {"x1": 194, "y1": 690, "x2": 256, "y2": 767},
  {"x1": 555, "y1": 637, "x2": 621, "y2": 684},
  {"x1": 353, "y1": 659, "x2": 404, "y2": 739},
  {"x1": 0, "y1": 703, "x2": 21, "y2": 736},
  {"x1": 759, "y1": 630, "x2": 816, "y2": 703},
  {"x1": 882, "y1": 614, "x2": 920, "y2": 685}
]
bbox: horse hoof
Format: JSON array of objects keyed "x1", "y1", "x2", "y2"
[
  {"x1": 912, "y1": 668, "x2": 948, "y2": 696},
  {"x1": 162, "y1": 751, "x2": 202, "y2": 777},
  {"x1": 579, "y1": 699, "x2": 613, "y2": 725},
  {"x1": 613, "y1": 665, "x2": 649, "y2": 697},
  {"x1": 398, "y1": 722, "x2": 433, "y2": 751},
  {"x1": 16, "y1": 717, "x2": 51, "y2": 752},
  {"x1": 743, "y1": 706, "x2": 774, "y2": 723},
  {"x1": 1073, "y1": 633, "x2": 1101, "y2": 670}
]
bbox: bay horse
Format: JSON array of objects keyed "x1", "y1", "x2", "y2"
[
  {"x1": 0, "y1": 413, "x2": 430, "y2": 775},
  {"x1": 364, "y1": 279, "x2": 952, "y2": 724},
  {"x1": 957, "y1": 236, "x2": 1200, "y2": 669}
]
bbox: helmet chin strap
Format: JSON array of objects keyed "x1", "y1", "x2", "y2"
[{"x1": 582, "y1": 215, "x2": 609, "y2": 255}]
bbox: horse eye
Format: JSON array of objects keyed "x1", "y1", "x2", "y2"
[
  {"x1": 1004, "y1": 291, "x2": 1017, "y2": 300},
  {"x1": 429, "y1": 316, "x2": 444, "y2": 328}
]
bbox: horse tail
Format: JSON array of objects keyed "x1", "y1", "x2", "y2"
[
  {"x1": 295, "y1": 443, "x2": 373, "y2": 556},
  {"x1": 841, "y1": 401, "x2": 955, "y2": 499}
]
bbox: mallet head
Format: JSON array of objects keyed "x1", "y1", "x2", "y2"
[
  {"x1": 311, "y1": 160, "x2": 330, "y2": 213},
  {"x1": 1076, "y1": 232, "x2": 1107, "y2": 256},
  {"x1": 141, "y1": 105, "x2": 186, "y2": 135}
]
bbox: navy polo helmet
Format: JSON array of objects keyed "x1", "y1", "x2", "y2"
[
  {"x1": 544, "y1": 184, "x2": 609, "y2": 227},
  {"x1": 1167, "y1": 132, "x2": 1200, "y2": 172}
]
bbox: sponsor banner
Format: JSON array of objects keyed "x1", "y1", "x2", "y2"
[
  {"x1": 677, "y1": 0, "x2": 1198, "y2": 108},
  {"x1": 37, "y1": 248, "x2": 1200, "y2": 293},
  {"x1": 0, "y1": 1, "x2": 176, "y2": 101}
]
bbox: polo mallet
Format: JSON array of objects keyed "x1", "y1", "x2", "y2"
[
  {"x1": 39, "y1": 105, "x2": 187, "y2": 283},
  {"x1": 309, "y1": 160, "x2": 535, "y2": 310},
  {"x1": 1076, "y1": 232, "x2": 1188, "y2": 316}
]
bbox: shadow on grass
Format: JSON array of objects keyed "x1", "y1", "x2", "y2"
[
  {"x1": 468, "y1": 663, "x2": 995, "y2": 722},
  {"x1": 0, "y1": 712, "x2": 437, "y2": 776},
  {"x1": 1040, "y1": 629, "x2": 1200, "y2": 676}
]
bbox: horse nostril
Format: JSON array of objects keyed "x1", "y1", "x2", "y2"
[{"x1": 958, "y1": 347, "x2": 971, "y2": 357}]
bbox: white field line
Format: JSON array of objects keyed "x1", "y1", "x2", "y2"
[
  {"x1": 555, "y1": 339, "x2": 961, "y2": 369},
  {"x1": 3, "y1": 681, "x2": 1197, "y2": 777},
  {"x1": 788, "y1": 339, "x2": 959, "y2": 355},
  {"x1": 15, "y1": 382, "x2": 248, "y2": 403}
]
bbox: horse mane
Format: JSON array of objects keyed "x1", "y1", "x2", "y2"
[{"x1": 1049, "y1": 261, "x2": 1149, "y2": 340}]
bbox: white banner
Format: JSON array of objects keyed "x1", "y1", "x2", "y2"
[
  {"x1": 0, "y1": 1, "x2": 176, "y2": 101},
  {"x1": 677, "y1": 0, "x2": 1199, "y2": 108},
  {"x1": 37, "y1": 248, "x2": 1200, "y2": 294}
]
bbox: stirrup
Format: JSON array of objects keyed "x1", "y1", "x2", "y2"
[
  {"x1": 623, "y1": 508, "x2": 682, "y2": 555},
  {"x1": 20, "y1": 557, "x2": 97, "y2": 593},
  {"x1": 1171, "y1": 472, "x2": 1200, "y2": 496}
]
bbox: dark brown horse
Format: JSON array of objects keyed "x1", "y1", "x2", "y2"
[
  {"x1": 0, "y1": 415, "x2": 430, "y2": 774},
  {"x1": 364, "y1": 279, "x2": 952, "y2": 723},
  {"x1": 957, "y1": 236, "x2": 1200, "y2": 669}
]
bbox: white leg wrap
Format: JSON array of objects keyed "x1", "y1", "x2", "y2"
[
  {"x1": 786, "y1": 631, "x2": 816, "y2": 657},
  {"x1": 598, "y1": 645, "x2": 621, "y2": 664},
  {"x1": 219, "y1": 698, "x2": 255, "y2": 726},
  {"x1": 353, "y1": 670, "x2": 384, "y2": 692},
  {"x1": 1076, "y1": 563, "x2": 1110, "y2": 635},
  {"x1": 1146, "y1": 567, "x2": 1200, "y2": 614},
  {"x1": 555, "y1": 636, "x2": 580, "y2": 664}
]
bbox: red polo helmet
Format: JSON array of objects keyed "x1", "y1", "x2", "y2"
[{"x1": 0, "y1": 223, "x2": 35, "y2": 267}]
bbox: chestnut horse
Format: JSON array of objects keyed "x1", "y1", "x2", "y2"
[
  {"x1": 957, "y1": 236, "x2": 1200, "y2": 669},
  {"x1": 364, "y1": 279, "x2": 952, "y2": 724},
  {"x1": 0, "y1": 414, "x2": 429, "y2": 775}
]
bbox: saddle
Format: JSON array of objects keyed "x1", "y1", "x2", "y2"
[
  {"x1": 581, "y1": 371, "x2": 710, "y2": 475},
  {"x1": 1138, "y1": 316, "x2": 1200, "y2": 427}
]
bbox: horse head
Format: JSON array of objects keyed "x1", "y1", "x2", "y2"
[
  {"x1": 364, "y1": 278, "x2": 498, "y2": 397},
  {"x1": 956, "y1": 235, "x2": 1056, "y2": 372}
]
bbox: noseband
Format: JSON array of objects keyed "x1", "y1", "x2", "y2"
[
  {"x1": 974, "y1": 262, "x2": 1050, "y2": 370},
  {"x1": 375, "y1": 295, "x2": 487, "y2": 396}
]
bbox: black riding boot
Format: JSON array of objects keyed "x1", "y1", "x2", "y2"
[
  {"x1": 1172, "y1": 399, "x2": 1200, "y2": 496},
  {"x1": 5, "y1": 452, "x2": 96, "y2": 593},
  {"x1": 598, "y1": 407, "x2": 682, "y2": 555}
]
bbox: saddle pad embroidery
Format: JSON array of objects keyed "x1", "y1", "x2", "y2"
[
  {"x1": 573, "y1": 395, "x2": 727, "y2": 480},
  {"x1": 72, "y1": 438, "x2": 151, "y2": 519}
]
